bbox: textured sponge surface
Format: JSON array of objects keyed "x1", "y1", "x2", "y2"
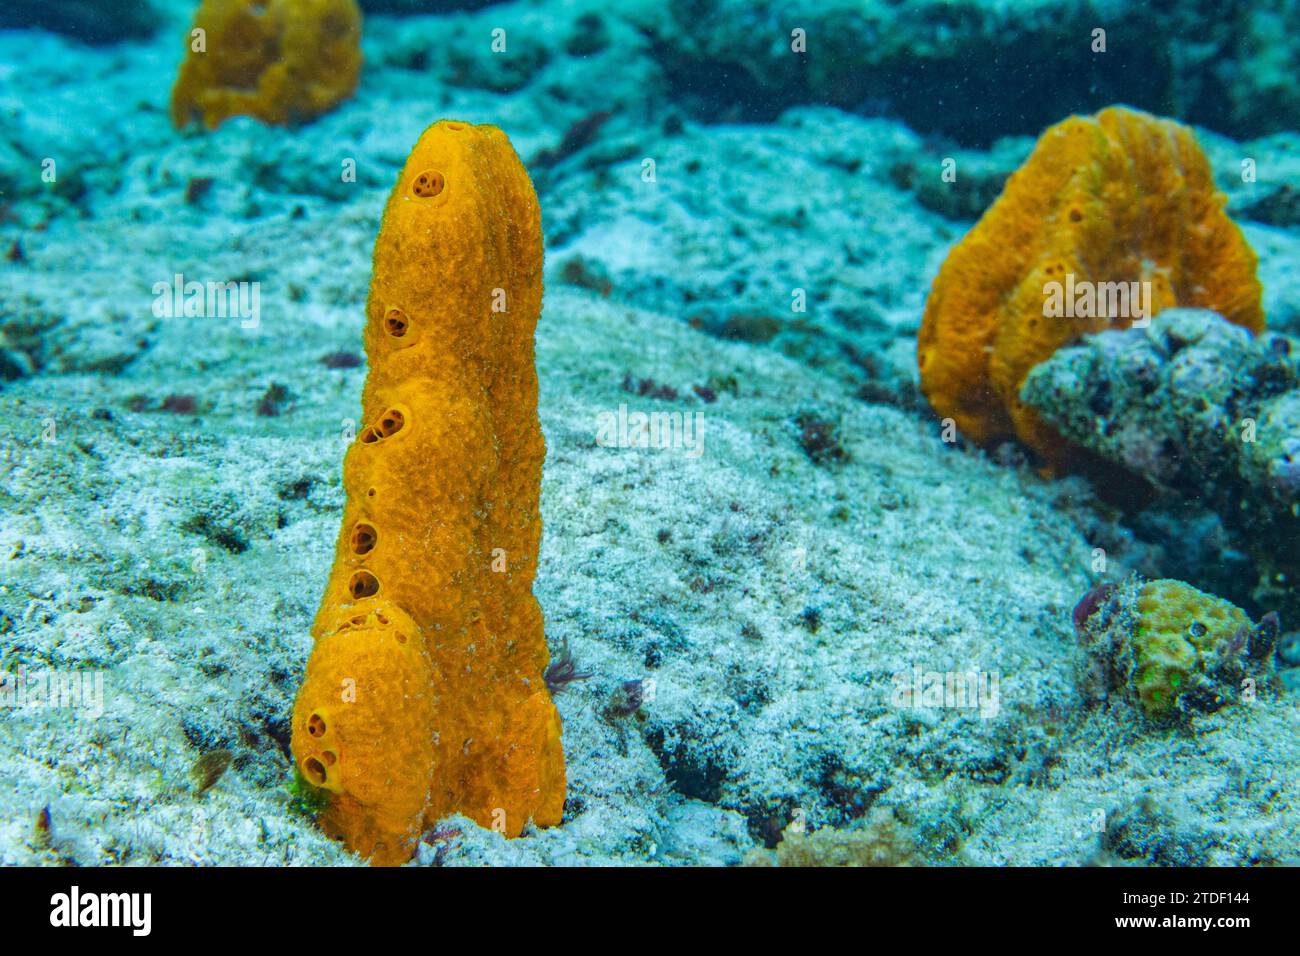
[
  {"x1": 291, "y1": 120, "x2": 562, "y2": 865},
  {"x1": 917, "y1": 106, "x2": 1263, "y2": 472},
  {"x1": 170, "y1": 0, "x2": 363, "y2": 129}
]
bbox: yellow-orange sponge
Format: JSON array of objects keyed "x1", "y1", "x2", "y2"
[
  {"x1": 917, "y1": 106, "x2": 1264, "y2": 472},
  {"x1": 291, "y1": 120, "x2": 563, "y2": 865},
  {"x1": 170, "y1": 0, "x2": 362, "y2": 129}
]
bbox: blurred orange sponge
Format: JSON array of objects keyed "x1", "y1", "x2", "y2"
[
  {"x1": 290, "y1": 120, "x2": 564, "y2": 865},
  {"x1": 917, "y1": 106, "x2": 1264, "y2": 472},
  {"x1": 171, "y1": 0, "x2": 362, "y2": 129}
]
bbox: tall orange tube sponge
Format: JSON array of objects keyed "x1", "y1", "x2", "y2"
[
  {"x1": 917, "y1": 106, "x2": 1264, "y2": 473},
  {"x1": 170, "y1": 0, "x2": 362, "y2": 129},
  {"x1": 291, "y1": 120, "x2": 563, "y2": 866}
]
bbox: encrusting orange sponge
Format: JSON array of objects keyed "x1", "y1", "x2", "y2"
[
  {"x1": 917, "y1": 105, "x2": 1264, "y2": 472},
  {"x1": 170, "y1": 0, "x2": 362, "y2": 130},
  {"x1": 291, "y1": 120, "x2": 564, "y2": 865}
]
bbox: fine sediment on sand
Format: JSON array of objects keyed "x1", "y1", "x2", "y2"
[{"x1": 1, "y1": 1, "x2": 1299, "y2": 866}]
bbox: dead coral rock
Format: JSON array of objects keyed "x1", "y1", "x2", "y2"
[
  {"x1": 1100, "y1": 793, "x2": 1213, "y2": 866},
  {"x1": 1024, "y1": 309, "x2": 1300, "y2": 611},
  {"x1": 744, "y1": 808, "x2": 915, "y2": 867}
]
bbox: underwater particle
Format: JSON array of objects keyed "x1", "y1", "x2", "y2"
[
  {"x1": 290, "y1": 120, "x2": 563, "y2": 866},
  {"x1": 6, "y1": 239, "x2": 25, "y2": 263},
  {"x1": 1080, "y1": 575, "x2": 1280, "y2": 719},
  {"x1": 916, "y1": 106, "x2": 1263, "y2": 473},
  {"x1": 170, "y1": 0, "x2": 363, "y2": 130},
  {"x1": 191, "y1": 749, "x2": 234, "y2": 794}
]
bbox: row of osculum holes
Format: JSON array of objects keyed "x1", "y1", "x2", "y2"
[
  {"x1": 308, "y1": 169, "x2": 449, "y2": 774},
  {"x1": 303, "y1": 712, "x2": 335, "y2": 786},
  {"x1": 351, "y1": 401, "x2": 401, "y2": 598},
  {"x1": 305, "y1": 266, "x2": 440, "y2": 777},
  {"x1": 387, "y1": 162, "x2": 441, "y2": 341},
  {"x1": 307, "y1": 334, "x2": 424, "y2": 782},
  {"x1": 350, "y1": 279, "x2": 419, "y2": 610},
  {"x1": 349, "y1": 520, "x2": 379, "y2": 600},
  {"x1": 301, "y1": 385, "x2": 423, "y2": 780}
]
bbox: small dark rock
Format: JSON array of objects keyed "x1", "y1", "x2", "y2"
[
  {"x1": 256, "y1": 383, "x2": 292, "y2": 417},
  {"x1": 320, "y1": 351, "x2": 362, "y2": 369},
  {"x1": 159, "y1": 394, "x2": 198, "y2": 415}
]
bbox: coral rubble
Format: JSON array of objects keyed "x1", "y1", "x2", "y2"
[{"x1": 1023, "y1": 308, "x2": 1300, "y2": 605}]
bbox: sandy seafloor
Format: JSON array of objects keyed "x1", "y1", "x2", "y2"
[{"x1": 1, "y1": 1, "x2": 1299, "y2": 866}]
